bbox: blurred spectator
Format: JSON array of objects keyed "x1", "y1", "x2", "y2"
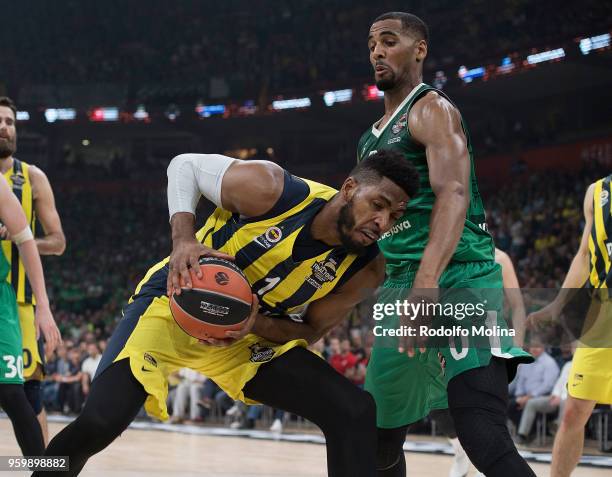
[
  {"x1": 81, "y1": 343, "x2": 102, "y2": 397},
  {"x1": 508, "y1": 339, "x2": 560, "y2": 442},
  {"x1": 56, "y1": 349, "x2": 85, "y2": 414},
  {"x1": 515, "y1": 348, "x2": 574, "y2": 441},
  {"x1": 328, "y1": 337, "x2": 358, "y2": 382},
  {"x1": 169, "y1": 368, "x2": 207, "y2": 424}
]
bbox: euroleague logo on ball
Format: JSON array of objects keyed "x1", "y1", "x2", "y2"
[{"x1": 214, "y1": 271, "x2": 230, "y2": 285}]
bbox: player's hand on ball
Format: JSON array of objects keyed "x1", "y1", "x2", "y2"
[
  {"x1": 167, "y1": 238, "x2": 234, "y2": 296},
  {"x1": 198, "y1": 294, "x2": 259, "y2": 347},
  {"x1": 35, "y1": 304, "x2": 62, "y2": 353}
]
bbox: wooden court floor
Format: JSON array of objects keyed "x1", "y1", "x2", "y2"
[{"x1": 1, "y1": 420, "x2": 610, "y2": 476}]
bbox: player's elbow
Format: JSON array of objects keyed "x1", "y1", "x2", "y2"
[
  {"x1": 55, "y1": 232, "x2": 66, "y2": 255},
  {"x1": 304, "y1": 324, "x2": 329, "y2": 345},
  {"x1": 167, "y1": 154, "x2": 191, "y2": 178},
  {"x1": 436, "y1": 180, "x2": 468, "y2": 208},
  {"x1": 44, "y1": 231, "x2": 66, "y2": 255}
]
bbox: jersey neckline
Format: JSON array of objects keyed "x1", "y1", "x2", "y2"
[{"x1": 371, "y1": 82, "x2": 425, "y2": 138}]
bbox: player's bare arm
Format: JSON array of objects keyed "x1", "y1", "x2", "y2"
[
  {"x1": 0, "y1": 176, "x2": 60, "y2": 351},
  {"x1": 29, "y1": 165, "x2": 66, "y2": 256},
  {"x1": 496, "y1": 248, "x2": 526, "y2": 347},
  {"x1": 250, "y1": 253, "x2": 386, "y2": 344},
  {"x1": 167, "y1": 154, "x2": 285, "y2": 294},
  {"x1": 528, "y1": 183, "x2": 594, "y2": 328},
  {"x1": 408, "y1": 92, "x2": 470, "y2": 289}
]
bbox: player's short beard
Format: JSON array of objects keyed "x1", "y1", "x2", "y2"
[
  {"x1": 375, "y1": 70, "x2": 397, "y2": 91},
  {"x1": 0, "y1": 135, "x2": 16, "y2": 159},
  {"x1": 336, "y1": 198, "x2": 365, "y2": 255}
]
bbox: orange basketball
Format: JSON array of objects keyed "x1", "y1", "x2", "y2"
[{"x1": 169, "y1": 257, "x2": 253, "y2": 340}]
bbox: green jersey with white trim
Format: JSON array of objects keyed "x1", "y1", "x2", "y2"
[{"x1": 357, "y1": 83, "x2": 494, "y2": 268}]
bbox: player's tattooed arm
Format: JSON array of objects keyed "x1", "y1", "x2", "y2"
[
  {"x1": 251, "y1": 254, "x2": 385, "y2": 344},
  {"x1": 407, "y1": 92, "x2": 470, "y2": 289}
]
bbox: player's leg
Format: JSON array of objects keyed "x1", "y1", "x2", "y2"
[
  {"x1": 0, "y1": 297, "x2": 44, "y2": 456},
  {"x1": 37, "y1": 408, "x2": 49, "y2": 445},
  {"x1": 20, "y1": 304, "x2": 49, "y2": 443},
  {"x1": 375, "y1": 425, "x2": 409, "y2": 477},
  {"x1": 243, "y1": 346, "x2": 377, "y2": 477},
  {"x1": 447, "y1": 358, "x2": 536, "y2": 477},
  {"x1": 550, "y1": 395, "x2": 596, "y2": 477},
  {"x1": 34, "y1": 359, "x2": 146, "y2": 477},
  {"x1": 430, "y1": 409, "x2": 471, "y2": 477},
  {"x1": 23, "y1": 371, "x2": 48, "y2": 444},
  {"x1": 0, "y1": 383, "x2": 44, "y2": 456}
]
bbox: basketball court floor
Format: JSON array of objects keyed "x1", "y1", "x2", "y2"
[{"x1": 2, "y1": 418, "x2": 611, "y2": 476}]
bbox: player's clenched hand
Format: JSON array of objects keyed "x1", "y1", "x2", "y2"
[
  {"x1": 199, "y1": 294, "x2": 259, "y2": 347},
  {"x1": 166, "y1": 238, "x2": 234, "y2": 296},
  {"x1": 398, "y1": 288, "x2": 439, "y2": 358},
  {"x1": 527, "y1": 301, "x2": 560, "y2": 332},
  {"x1": 0, "y1": 222, "x2": 11, "y2": 240},
  {"x1": 35, "y1": 304, "x2": 62, "y2": 353}
]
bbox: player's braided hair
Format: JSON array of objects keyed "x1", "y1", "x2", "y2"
[{"x1": 351, "y1": 149, "x2": 420, "y2": 198}]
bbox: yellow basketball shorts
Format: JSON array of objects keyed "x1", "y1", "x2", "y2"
[
  {"x1": 19, "y1": 303, "x2": 45, "y2": 379},
  {"x1": 567, "y1": 299, "x2": 612, "y2": 404},
  {"x1": 96, "y1": 294, "x2": 307, "y2": 421}
]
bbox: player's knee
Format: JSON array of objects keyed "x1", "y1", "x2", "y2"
[
  {"x1": 76, "y1": 409, "x2": 123, "y2": 447},
  {"x1": 24, "y1": 380, "x2": 43, "y2": 414},
  {"x1": 376, "y1": 427, "x2": 406, "y2": 471},
  {"x1": 452, "y1": 408, "x2": 511, "y2": 470},
  {"x1": 341, "y1": 390, "x2": 376, "y2": 428},
  {"x1": 560, "y1": 399, "x2": 593, "y2": 429}
]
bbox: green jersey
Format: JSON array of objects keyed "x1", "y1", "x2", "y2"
[
  {"x1": 357, "y1": 83, "x2": 494, "y2": 268},
  {"x1": 0, "y1": 242, "x2": 23, "y2": 384},
  {"x1": 0, "y1": 247, "x2": 8, "y2": 282}
]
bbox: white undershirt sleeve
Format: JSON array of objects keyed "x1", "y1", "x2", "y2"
[{"x1": 167, "y1": 153, "x2": 238, "y2": 220}]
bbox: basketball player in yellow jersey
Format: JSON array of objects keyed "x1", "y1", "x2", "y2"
[
  {"x1": 0, "y1": 96, "x2": 64, "y2": 443},
  {"x1": 38, "y1": 149, "x2": 419, "y2": 477},
  {"x1": 529, "y1": 176, "x2": 612, "y2": 476}
]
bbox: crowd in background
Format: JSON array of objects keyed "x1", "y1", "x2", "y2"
[{"x1": 4, "y1": 0, "x2": 611, "y2": 102}]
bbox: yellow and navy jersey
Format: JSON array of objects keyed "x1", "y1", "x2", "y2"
[
  {"x1": 133, "y1": 170, "x2": 379, "y2": 321},
  {"x1": 2, "y1": 158, "x2": 36, "y2": 304},
  {"x1": 588, "y1": 174, "x2": 612, "y2": 291}
]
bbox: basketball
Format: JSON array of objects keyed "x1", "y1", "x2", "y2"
[{"x1": 169, "y1": 257, "x2": 253, "y2": 340}]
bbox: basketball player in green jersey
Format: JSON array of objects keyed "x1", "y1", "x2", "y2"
[
  {"x1": 0, "y1": 174, "x2": 57, "y2": 457},
  {"x1": 359, "y1": 12, "x2": 534, "y2": 476}
]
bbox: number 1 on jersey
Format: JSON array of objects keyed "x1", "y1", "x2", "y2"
[{"x1": 257, "y1": 276, "x2": 281, "y2": 296}]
